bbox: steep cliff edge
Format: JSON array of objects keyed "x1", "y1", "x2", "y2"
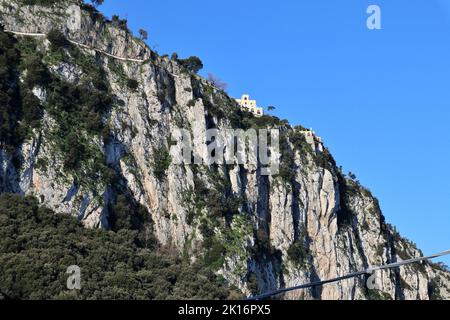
[{"x1": 0, "y1": 0, "x2": 448, "y2": 299}]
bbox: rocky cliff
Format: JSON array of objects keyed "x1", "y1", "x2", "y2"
[{"x1": 0, "y1": 0, "x2": 448, "y2": 300}]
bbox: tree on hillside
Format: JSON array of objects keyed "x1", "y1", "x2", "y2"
[
  {"x1": 138, "y1": 28, "x2": 148, "y2": 41},
  {"x1": 111, "y1": 15, "x2": 128, "y2": 30},
  {"x1": 348, "y1": 171, "x2": 357, "y2": 181},
  {"x1": 178, "y1": 56, "x2": 203, "y2": 74}
]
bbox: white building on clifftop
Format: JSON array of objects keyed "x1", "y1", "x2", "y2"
[{"x1": 235, "y1": 94, "x2": 264, "y2": 117}]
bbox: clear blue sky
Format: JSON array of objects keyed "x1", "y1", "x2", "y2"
[{"x1": 97, "y1": 0, "x2": 450, "y2": 265}]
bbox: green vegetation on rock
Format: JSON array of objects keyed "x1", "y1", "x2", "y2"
[
  {"x1": 152, "y1": 146, "x2": 172, "y2": 181},
  {"x1": 0, "y1": 193, "x2": 236, "y2": 300},
  {"x1": 287, "y1": 225, "x2": 310, "y2": 269},
  {"x1": 0, "y1": 28, "x2": 43, "y2": 154}
]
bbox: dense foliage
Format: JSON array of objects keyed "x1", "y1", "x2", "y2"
[
  {"x1": 0, "y1": 28, "x2": 43, "y2": 154},
  {"x1": 0, "y1": 28, "x2": 22, "y2": 151},
  {"x1": 178, "y1": 56, "x2": 203, "y2": 74},
  {"x1": 0, "y1": 194, "x2": 236, "y2": 300}
]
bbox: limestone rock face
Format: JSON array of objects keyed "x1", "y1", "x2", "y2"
[{"x1": 0, "y1": 0, "x2": 449, "y2": 300}]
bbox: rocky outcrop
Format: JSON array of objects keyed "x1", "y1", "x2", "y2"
[{"x1": 0, "y1": 0, "x2": 448, "y2": 300}]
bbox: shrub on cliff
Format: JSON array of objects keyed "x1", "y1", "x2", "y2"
[
  {"x1": 152, "y1": 146, "x2": 172, "y2": 181},
  {"x1": 178, "y1": 56, "x2": 203, "y2": 74},
  {"x1": 127, "y1": 78, "x2": 139, "y2": 91},
  {"x1": 47, "y1": 29, "x2": 68, "y2": 49}
]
